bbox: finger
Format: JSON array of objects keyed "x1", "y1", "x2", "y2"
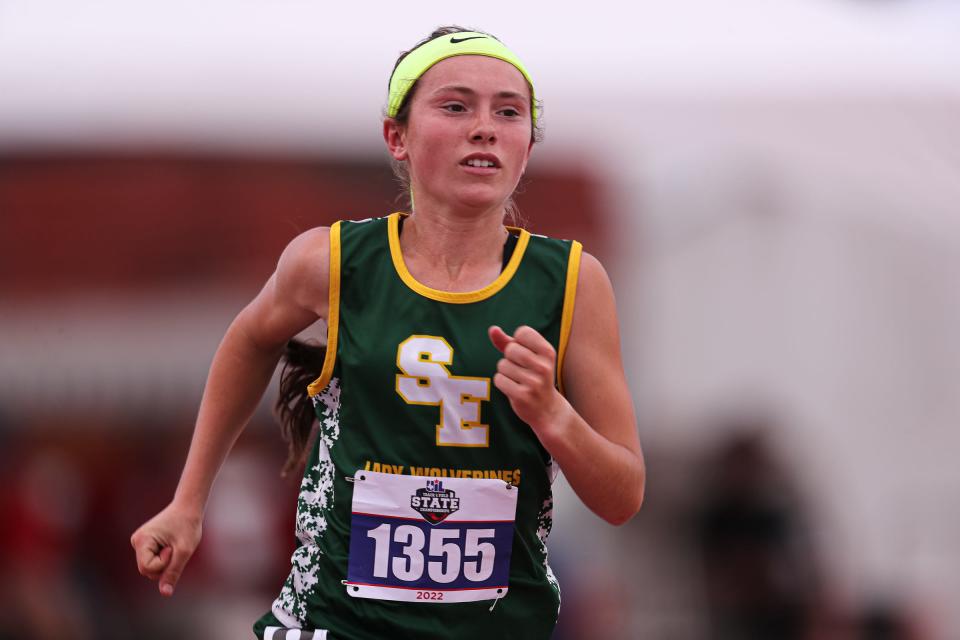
[
  {"x1": 503, "y1": 341, "x2": 557, "y2": 386},
  {"x1": 493, "y1": 371, "x2": 523, "y2": 399},
  {"x1": 512, "y1": 325, "x2": 556, "y2": 358},
  {"x1": 134, "y1": 537, "x2": 169, "y2": 579},
  {"x1": 156, "y1": 545, "x2": 172, "y2": 573},
  {"x1": 502, "y1": 340, "x2": 540, "y2": 369},
  {"x1": 488, "y1": 325, "x2": 513, "y2": 353},
  {"x1": 496, "y1": 357, "x2": 538, "y2": 387},
  {"x1": 160, "y1": 546, "x2": 191, "y2": 597},
  {"x1": 149, "y1": 546, "x2": 171, "y2": 581}
]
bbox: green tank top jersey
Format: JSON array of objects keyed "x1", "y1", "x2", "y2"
[{"x1": 254, "y1": 213, "x2": 583, "y2": 640}]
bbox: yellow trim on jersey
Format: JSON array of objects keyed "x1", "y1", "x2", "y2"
[
  {"x1": 387, "y1": 212, "x2": 530, "y2": 304},
  {"x1": 556, "y1": 240, "x2": 583, "y2": 395},
  {"x1": 307, "y1": 222, "x2": 342, "y2": 397}
]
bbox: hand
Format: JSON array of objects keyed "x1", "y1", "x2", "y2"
[
  {"x1": 130, "y1": 503, "x2": 203, "y2": 597},
  {"x1": 488, "y1": 325, "x2": 569, "y2": 439}
]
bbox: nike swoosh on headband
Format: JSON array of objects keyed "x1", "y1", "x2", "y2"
[{"x1": 387, "y1": 32, "x2": 537, "y2": 124}]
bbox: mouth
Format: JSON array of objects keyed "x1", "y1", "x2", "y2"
[{"x1": 460, "y1": 154, "x2": 501, "y2": 170}]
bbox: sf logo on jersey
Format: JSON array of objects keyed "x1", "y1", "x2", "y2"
[{"x1": 395, "y1": 335, "x2": 491, "y2": 447}]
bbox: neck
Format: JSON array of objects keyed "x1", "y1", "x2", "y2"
[{"x1": 400, "y1": 200, "x2": 509, "y2": 292}]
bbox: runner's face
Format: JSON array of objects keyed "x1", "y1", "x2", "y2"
[{"x1": 392, "y1": 55, "x2": 534, "y2": 213}]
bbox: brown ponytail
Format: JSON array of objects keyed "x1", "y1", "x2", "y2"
[{"x1": 274, "y1": 338, "x2": 326, "y2": 476}]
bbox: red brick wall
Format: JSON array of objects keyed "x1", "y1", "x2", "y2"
[{"x1": 0, "y1": 154, "x2": 606, "y2": 296}]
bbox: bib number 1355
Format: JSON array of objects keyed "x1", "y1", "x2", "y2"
[
  {"x1": 346, "y1": 471, "x2": 518, "y2": 603},
  {"x1": 367, "y1": 524, "x2": 496, "y2": 584}
]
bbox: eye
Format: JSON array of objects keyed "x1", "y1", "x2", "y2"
[
  {"x1": 442, "y1": 103, "x2": 467, "y2": 113},
  {"x1": 498, "y1": 107, "x2": 522, "y2": 118}
]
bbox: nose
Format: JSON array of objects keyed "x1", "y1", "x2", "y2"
[{"x1": 469, "y1": 111, "x2": 496, "y2": 144}]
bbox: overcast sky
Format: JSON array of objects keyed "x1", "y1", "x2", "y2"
[{"x1": 1, "y1": 0, "x2": 958, "y2": 152}]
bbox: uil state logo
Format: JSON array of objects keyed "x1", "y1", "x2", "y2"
[{"x1": 410, "y1": 479, "x2": 461, "y2": 524}]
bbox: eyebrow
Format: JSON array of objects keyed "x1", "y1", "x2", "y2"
[{"x1": 432, "y1": 85, "x2": 528, "y2": 101}]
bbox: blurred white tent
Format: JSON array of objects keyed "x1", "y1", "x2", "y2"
[{"x1": 1, "y1": 0, "x2": 957, "y2": 152}]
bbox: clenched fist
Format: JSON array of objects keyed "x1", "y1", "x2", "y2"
[
  {"x1": 130, "y1": 503, "x2": 202, "y2": 597},
  {"x1": 488, "y1": 325, "x2": 570, "y2": 441}
]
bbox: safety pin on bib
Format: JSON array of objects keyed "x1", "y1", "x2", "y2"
[{"x1": 488, "y1": 588, "x2": 506, "y2": 612}]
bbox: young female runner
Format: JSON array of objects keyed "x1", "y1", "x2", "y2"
[{"x1": 131, "y1": 26, "x2": 645, "y2": 640}]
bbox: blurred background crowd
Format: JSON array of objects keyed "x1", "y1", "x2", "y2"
[{"x1": 1, "y1": 1, "x2": 958, "y2": 638}]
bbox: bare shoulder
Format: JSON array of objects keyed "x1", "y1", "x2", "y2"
[
  {"x1": 278, "y1": 227, "x2": 330, "y2": 279},
  {"x1": 562, "y1": 250, "x2": 625, "y2": 388},
  {"x1": 571, "y1": 251, "x2": 618, "y2": 334},
  {"x1": 577, "y1": 251, "x2": 612, "y2": 288},
  {"x1": 274, "y1": 226, "x2": 332, "y2": 315},
  {"x1": 563, "y1": 251, "x2": 639, "y2": 453}
]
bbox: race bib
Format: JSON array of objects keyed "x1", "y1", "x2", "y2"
[{"x1": 345, "y1": 470, "x2": 518, "y2": 603}]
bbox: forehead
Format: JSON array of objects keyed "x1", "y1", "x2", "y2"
[{"x1": 415, "y1": 55, "x2": 531, "y2": 100}]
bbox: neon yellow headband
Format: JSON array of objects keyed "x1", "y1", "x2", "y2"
[{"x1": 387, "y1": 32, "x2": 537, "y2": 126}]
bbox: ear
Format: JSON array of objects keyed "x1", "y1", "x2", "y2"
[
  {"x1": 520, "y1": 139, "x2": 535, "y2": 174},
  {"x1": 383, "y1": 118, "x2": 408, "y2": 161}
]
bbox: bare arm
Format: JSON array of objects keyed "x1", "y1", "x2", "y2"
[
  {"x1": 489, "y1": 252, "x2": 645, "y2": 525},
  {"x1": 131, "y1": 227, "x2": 330, "y2": 595}
]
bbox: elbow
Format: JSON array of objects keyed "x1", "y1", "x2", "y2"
[
  {"x1": 603, "y1": 476, "x2": 645, "y2": 527},
  {"x1": 604, "y1": 512, "x2": 633, "y2": 527}
]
